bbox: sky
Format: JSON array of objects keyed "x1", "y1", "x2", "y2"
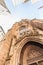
[
  {"x1": 0, "y1": 0, "x2": 43, "y2": 33},
  {"x1": 5, "y1": 0, "x2": 43, "y2": 19}
]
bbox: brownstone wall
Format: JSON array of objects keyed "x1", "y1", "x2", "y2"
[{"x1": 0, "y1": 19, "x2": 43, "y2": 65}]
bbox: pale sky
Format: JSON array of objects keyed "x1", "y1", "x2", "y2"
[
  {"x1": 0, "y1": 15, "x2": 21, "y2": 33},
  {"x1": 0, "y1": 0, "x2": 43, "y2": 33}
]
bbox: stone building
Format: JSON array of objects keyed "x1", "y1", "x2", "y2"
[
  {"x1": 0, "y1": 0, "x2": 10, "y2": 15},
  {"x1": 0, "y1": 26, "x2": 5, "y2": 41},
  {"x1": 0, "y1": 19, "x2": 43, "y2": 65}
]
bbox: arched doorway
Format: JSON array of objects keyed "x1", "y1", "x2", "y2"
[{"x1": 20, "y1": 41, "x2": 43, "y2": 65}]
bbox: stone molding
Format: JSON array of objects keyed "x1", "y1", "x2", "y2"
[{"x1": 0, "y1": 19, "x2": 43, "y2": 65}]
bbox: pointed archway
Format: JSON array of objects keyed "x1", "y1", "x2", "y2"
[{"x1": 20, "y1": 41, "x2": 43, "y2": 65}]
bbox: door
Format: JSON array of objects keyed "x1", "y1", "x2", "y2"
[{"x1": 20, "y1": 41, "x2": 43, "y2": 65}]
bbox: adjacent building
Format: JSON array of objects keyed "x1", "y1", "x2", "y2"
[
  {"x1": 0, "y1": 0, "x2": 10, "y2": 15},
  {"x1": 0, "y1": 26, "x2": 5, "y2": 41}
]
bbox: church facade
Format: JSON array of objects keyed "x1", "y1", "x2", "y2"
[{"x1": 0, "y1": 19, "x2": 43, "y2": 65}]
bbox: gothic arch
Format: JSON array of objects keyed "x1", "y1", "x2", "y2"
[
  {"x1": 10, "y1": 36, "x2": 43, "y2": 65},
  {"x1": 20, "y1": 41, "x2": 43, "y2": 65}
]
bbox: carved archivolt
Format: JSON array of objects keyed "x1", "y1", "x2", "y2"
[{"x1": 0, "y1": 19, "x2": 43, "y2": 65}]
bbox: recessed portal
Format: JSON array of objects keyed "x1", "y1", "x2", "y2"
[
  {"x1": 30, "y1": 63, "x2": 37, "y2": 65},
  {"x1": 20, "y1": 41, "x2": 43, "y2": 65}
]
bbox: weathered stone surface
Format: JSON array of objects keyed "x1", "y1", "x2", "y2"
[{"x1": 0, "y1": 19, "x2": 43, "y2": 65}]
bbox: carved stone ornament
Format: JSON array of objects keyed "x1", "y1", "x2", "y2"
[{"x1": 0, "y1": 19, "x2": 43, "y2": 65}]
